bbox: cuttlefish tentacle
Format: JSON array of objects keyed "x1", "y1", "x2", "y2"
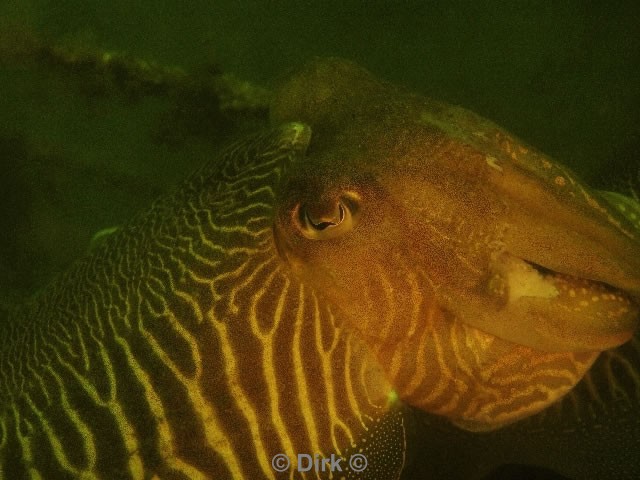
[{"x1": 0, "y1": 58, "x2": 639, "y2": 479}]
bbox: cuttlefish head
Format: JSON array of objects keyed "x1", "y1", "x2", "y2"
[{"x1": 271, "y1": 58, "x2": 640, "y2": 429}]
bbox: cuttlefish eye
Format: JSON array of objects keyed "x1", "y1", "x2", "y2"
[{"x1": 295, "y1": 191, "x2": 360, "y2": 240}]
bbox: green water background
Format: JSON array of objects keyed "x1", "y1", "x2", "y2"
[{"x1": 1, "y1": 0, "x2": 639, "y2": 298}]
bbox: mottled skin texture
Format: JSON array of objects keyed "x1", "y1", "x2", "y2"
[{"x1": 0, "y1": 58, "x2": 638, "y2": 479}]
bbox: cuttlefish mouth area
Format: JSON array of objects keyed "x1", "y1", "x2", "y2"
[{"x1": 477, "y1": 250, "x2": 639, "y2": 352}]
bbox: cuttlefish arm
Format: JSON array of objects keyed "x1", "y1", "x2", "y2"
[
  {"x1": 271, "y1": 58, "x2": 640, "y2": 432},
  {"x1": 417, "y1": 102, "x2": 640, "y2": 351}
]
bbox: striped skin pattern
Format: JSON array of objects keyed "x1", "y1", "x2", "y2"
[
  {"x1": 394, "y1": 331, "x2": 640, "y2": 479},
  {"x1": 0, "y1": 123, "x2": 405, "y2": 479},
  {"x1": 541, "y1": 332, "x2": 640, "y2": 426}
]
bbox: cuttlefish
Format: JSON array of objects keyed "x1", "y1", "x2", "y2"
[{"x1": 1, "y1": 58, "x2": 638, "y2": 479}]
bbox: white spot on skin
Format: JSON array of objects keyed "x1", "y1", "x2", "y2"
[
  {"x1": 485, "y1": 155, "x2": 503, "y2": 173},
  {"x1": 554, "y1": 176, "x2": 566, "y2": 187},
  {"x1": 505, "y1": 261, "x2": 559, "y2": 303}
]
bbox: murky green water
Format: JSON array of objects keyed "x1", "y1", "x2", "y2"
[{"x1": 1, "y1": 2, "x2": 639, "y2": 479}]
